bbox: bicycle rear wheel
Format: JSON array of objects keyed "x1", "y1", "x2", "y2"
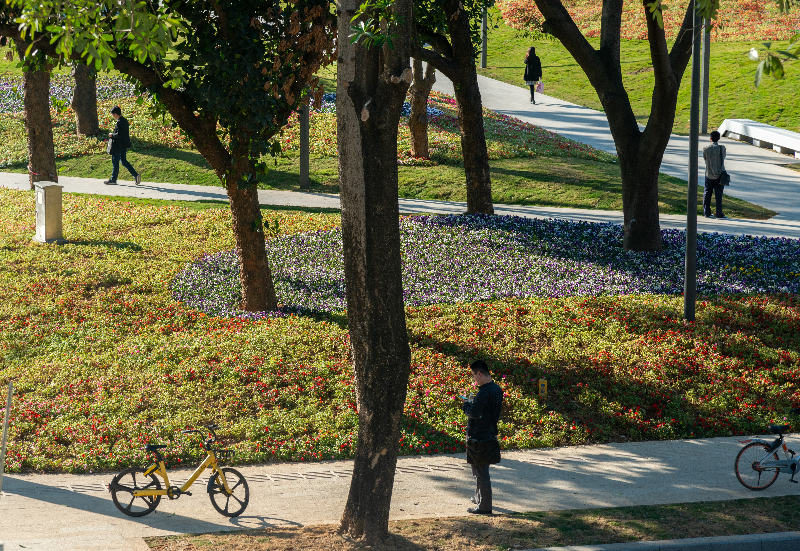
[
  {"x1": 735, "y1": 442, "x2": 780, "y2": 490},
  {"x1": 110, "y1": 467, "x2": 162, "y2": 516},
  {"x1": 208, "y1": 467, "x2": 249, "y2": 517}
]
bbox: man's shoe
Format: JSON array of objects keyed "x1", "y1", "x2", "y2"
[
  {"x1": 715, "y1": 214, "x2": 728, "y2": 219},
  {"x1": 135, "y1": 173, "x2": 142, "y2": 185},
  {"x1": 103, "y1": 180, "x2": 116, "y2": 185},
  {"x1": 467, "y1": 507, "x2": 492, "y2": 515},
  {"x1": 704, "y1": 214, "x2": 715, "y2": 219}
]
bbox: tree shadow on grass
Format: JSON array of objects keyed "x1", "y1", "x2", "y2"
[
  {"x1": 403, "y1": 295, "x2": 799, "y2": 446},
  {"x1": 66, "y1": 239, "x2": 143, "y2": 252}
]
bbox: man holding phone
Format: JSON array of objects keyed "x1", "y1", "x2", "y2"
[{"x1": 462, "y1": 359, "x2": 503, "y2": 515}]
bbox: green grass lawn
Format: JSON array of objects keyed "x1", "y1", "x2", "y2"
[
  {"x1": 478, "y1": 10, "x2": 800, "y2": 135},
  {"x1": 1, "y1": 189, "x2": 798, "y2": 473},
  {"x1": 2, "y1": 93, "x2": 774, "y2": 219}
]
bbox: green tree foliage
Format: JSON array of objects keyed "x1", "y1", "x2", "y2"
[{"x1": 10, "y1": 0, "x2": 336, "y2": 312}]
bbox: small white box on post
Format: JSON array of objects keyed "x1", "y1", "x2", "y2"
[{"x1": 33, "y1": 182, "x2": 65, "y2": 244}]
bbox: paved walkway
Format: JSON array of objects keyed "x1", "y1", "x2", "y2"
[
  {"x1": 2, "y1": 435, "x2": 800, "y2": 550},
  {"x1": 4, "y1": 173, "x2": 800, "y2": 239},
  {"x1": 432, "y1": 73, "x2": 800, "y2": 222}
]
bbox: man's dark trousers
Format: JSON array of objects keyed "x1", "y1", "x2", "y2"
[
  {"x1": 472, "y1": 463, "x2": 492, "y2": 511},
  {"x1": 703, "y1": 176, "x2": 724, "y2": 217},
  {"x1": 111, "y1": 148, "x2": 138, "y2": 183}
]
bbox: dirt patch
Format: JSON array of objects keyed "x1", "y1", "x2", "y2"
[{"x1": 146, "y1": 495, "x2": 800, "y2": 550}]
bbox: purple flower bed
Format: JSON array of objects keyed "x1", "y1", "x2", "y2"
[
  {"x1": 0, "y1": 74, "x2": 136, "y2": 113},
  {"x1": 314, "y1": 92, "x2": 444, "y2": 117},
  {"x1": 171, "y1": 214, "x2": 800, "y2": 318}
]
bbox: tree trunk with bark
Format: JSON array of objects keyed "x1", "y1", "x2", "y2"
[
  {"x1": 532, "y1": 0, "x2": 695, "y2": 251},
  {"x1": 408, "y1": 58, "x2": 436, "y2": 158},
  {"x1": 71, "y1": 62, "x2": 99, "y2": 136},
  {"x1": 21, "y1": 57, "x2": 57, "y2": 189},
  {"x1": 336, "y1": 0, "x2": 414, "y2": 544},
  {"x1": 225, "y1": 141, "x2": 278, "y2": 312},
  {"x1": 416, "y1": 0, "x2": 494, "y2": 214}
]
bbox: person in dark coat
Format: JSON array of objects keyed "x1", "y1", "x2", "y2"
[
  {"x1": 702, "y1": 130, "x2": 727, "y2": 219},
  {"x1": 523, "y1": 47, "x2": 542, "y2": 104},
  {"x1": 462, "y1": 359, "x2": 503, "y2": 515},
  {"x1": 105, "y1": 105, "x2": 141, "y2": 185}
]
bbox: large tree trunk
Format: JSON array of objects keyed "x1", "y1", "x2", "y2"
[
  {"x1": 71, "y1": 62, "x2": 99, "y2": 136},
  {"x1": 20, "y1": 56, "x2": 57, "y2": 190},
  {"x1": 225, "y1": 143, "x2": 278, "y2": 312},
  {"x1": 417, "y1": 0, "x2": 494, "y2": 214},
  {"x1": 532, "y1": 0, "x2": 695, "y2": 251},
  {"x1": 408, "y1": 58, "x2": 435, "y2": 158},
  {"x1": 337, "y1": 0, "x2": 413, "y2": 544}
]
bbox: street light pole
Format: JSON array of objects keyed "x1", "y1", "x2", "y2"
[
  {"x1": 480, "y1": 4, "x2": 487, "y2": 69},
  {"x1": 683, "y1": 0, "x2": 702, "y2": 322},
  {"x1": 299, "y1": 103, "x2": 310, "y2": 190},
  {"x1": 700, "y1": 17, "x2": 711, "y2": 135}
]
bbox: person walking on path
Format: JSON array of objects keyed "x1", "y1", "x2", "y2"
[
  {"x1": 105, "y1": 105, "x2": 141, "y2": 186},
  {"x1": 523, "y1": 47, "x2": 542, "y2": 104},
  {"x1": 462, "y1": 359, "x2": 503, "y2": 515},
  {"x1": 702, "y1": 130, "x2": 727, "y2": 219}
]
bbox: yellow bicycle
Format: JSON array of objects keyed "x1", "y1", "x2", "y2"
[{"x1": 108, "y1": 424, "x2": 249, "y2": 517}]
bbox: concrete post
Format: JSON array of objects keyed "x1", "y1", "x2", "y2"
[
  {"x1": 299, "y1": 104, "x2": 310, "y2": 190},
  {"x1": 700, "y1": 18, "x2": 711, "y2": 134},
  {"x1": 33, "y1": 182, "x2": 65, "y2": 244},
  {"x1": 684, "y1": 0, "x2": 702, "y2": 322},
  {"x1": 480, "y1": 5, "x2": 488, "y2": 69}
]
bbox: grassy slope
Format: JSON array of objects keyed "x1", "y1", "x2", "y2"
[
  {"x1": 478, "y1": 11, "x2": 800, "y2": 135},
  {"x1": 148, "y1": 495, "x2": 800, "y2": 550}
]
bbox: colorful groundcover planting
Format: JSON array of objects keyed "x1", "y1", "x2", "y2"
[
  {"x1": 0, "y1": 82, "x2": 614, "y2": 169},
  {"x1": 498, "y1": 0, "x2": 800, "y2": 42},
  {"x1": 173, "y1": 214, "x2": 800, "y2": 318},
  {"x1": 281, "y1": 90, "x2": 617, "y2": 166},
  {"x1": 2, "y1": 189, "x2": 800, "y2": 473}
]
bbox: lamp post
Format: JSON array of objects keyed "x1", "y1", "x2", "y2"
[
  {"x1": 683, "y1": 0, "x2": 702, "y2": 321},
  {"x1": 299, "y1": 103, "x2": 310, "y2": 190},
  {"x1": 700, "y1": 17, "x2": 711, "y2": 135}
]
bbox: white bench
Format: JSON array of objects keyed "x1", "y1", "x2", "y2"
[{"x1": 718, "y1": 119, "x2": 800, "y2": 158}]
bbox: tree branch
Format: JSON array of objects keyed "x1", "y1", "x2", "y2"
[
  {"x1": 415, "y1": 45, "x2": 459, "y2": 80},
  {"x1": 532, "y1": 0, "x2": 604, "y2": 87},
  {"x1": 600, "y1": 0, "x2": 624, "y2": 66}
]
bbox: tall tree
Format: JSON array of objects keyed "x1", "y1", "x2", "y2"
[
  {"x1": 13, "y1": 0, "x2": 335, "y2": 311},
  {"x1": 14, "y1": 40, "x2": 57, "y2": 190},
  {"x1": 415, "y1": 0, "x2": 495, "y2": 214},
  {"x1": 336, "y1": 0, "x2": 413, "y2": 543},
  {"x1": 408, "y1": 58, "x2": 436, "y2": 158},
  {"x1": 71, "y1": 62, "x2": 99, "y2": 135},
  {"x1": 529, "y1": 0, "x2": 695, "y2": 251}
]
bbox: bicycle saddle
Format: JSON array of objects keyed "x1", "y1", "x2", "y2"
[
  {"x1": 769, "y1": 424, "x2": 790, "y2": 435},
  {"x1": 145, "y1": 444, "x2": 168, "y2": 452}
]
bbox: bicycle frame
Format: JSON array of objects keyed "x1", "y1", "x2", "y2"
[
  {"x1": 740, "y1": 437, "x2": 800, "y2": 476},
  {"x1": 133, "y1": 451, "x2": 232, "y2": 498}
]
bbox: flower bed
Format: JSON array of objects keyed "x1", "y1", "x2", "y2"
[
  {"x1": 2, "y1": 190, "x2": 799, "y2": 473},
  {"x1": 498, "y1": 0, "x2": 800, "y2": 42},
  {"x1": 173, "y1": 214, "x2": 800, "y2": 318},
  {"x1": 280, "y1": 91, "x2": 617, "y2": 165}
]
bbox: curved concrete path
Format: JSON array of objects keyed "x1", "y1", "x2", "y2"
[
  {"x1": 3, "y1": 173, "x2": 800, "y2": 240},
  {"x1": 432, "y1": 72, "x2": 800, "y2": 221},
  {"x1": 2, "y1": 435, "x2": 800, "y2": 550}
]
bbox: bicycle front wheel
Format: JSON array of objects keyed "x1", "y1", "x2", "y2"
[
  {"x1": 208, "y1": 467, "x2": 249, "y2": 517},
  {"x1": 110, "y1": 467, "x2": 162, "y2": 516},
  {"x1": 735, "y1": 442, "x2": 780, "y2": 490}
]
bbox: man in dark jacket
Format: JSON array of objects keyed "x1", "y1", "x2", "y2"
[
  {"x1": 462, "y1": 359, "x2": 503, "y2": 515},
  {"x1": 105, "y1": 105, "x2": 141, "y2": 185}
]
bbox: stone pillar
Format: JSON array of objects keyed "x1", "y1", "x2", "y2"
[{"x1": 33, "y1": 182, "x2": 65, "y2": 244}]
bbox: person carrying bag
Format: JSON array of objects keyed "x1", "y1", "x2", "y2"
[
  {"x1": 523, "y1": 47, "x2": 542, "y2": 105},
  {"x1": 702, "y1": 130, "x2": 728, "y2": 219}
]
